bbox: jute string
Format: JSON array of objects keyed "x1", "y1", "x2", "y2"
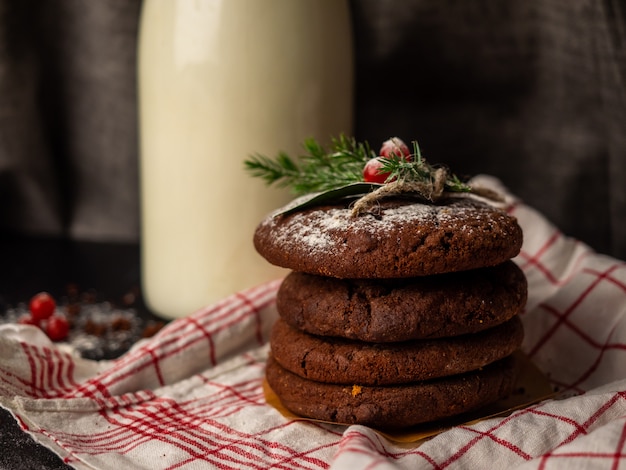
[{"x1": 350, "y1": 168, "x2": 504, "y2": 217}]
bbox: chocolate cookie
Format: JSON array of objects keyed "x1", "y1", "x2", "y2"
[
  {"x1": 270, "y1": 316, "x2": 523, "y2": 385},
  {"x1": 277, "y1": 260, "x2": 527, "y2": 342},
  {"x1": 254, "y1": 196, "x2": 523, "y2": 279},
  {"x1": 265, "y1": 354, "x2": 518, "y2": 430}
]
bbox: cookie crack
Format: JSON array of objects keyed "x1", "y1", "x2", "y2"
[{"x1": 300, "y1": 349, "x2": 311, "y2": 377}]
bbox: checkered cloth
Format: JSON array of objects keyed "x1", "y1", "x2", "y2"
[{"x1": 2, "y1": 175, "x2": 626, "y2": 469}]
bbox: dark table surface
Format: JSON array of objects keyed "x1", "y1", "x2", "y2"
[{"x1": 0, "y1": 233, "x2": 163, "y2": 470}]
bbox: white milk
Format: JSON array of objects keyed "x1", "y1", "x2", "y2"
[{"x1": 137, "y1": 0, "x2": 354, "y2": 319}]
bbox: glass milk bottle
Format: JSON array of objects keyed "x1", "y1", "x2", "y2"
[{"x1": 137, "y1": 0, "x2": 354, "y2": 319}]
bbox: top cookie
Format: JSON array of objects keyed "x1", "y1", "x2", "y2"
[{"x1": 254, "y1": 196, "x2": 523, "y2": 278}]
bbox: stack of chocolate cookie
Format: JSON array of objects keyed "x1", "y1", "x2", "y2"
[{"x1": 254, "y1": 195, "x2": 526, "y2": 430}]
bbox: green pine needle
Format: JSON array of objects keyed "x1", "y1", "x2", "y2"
[
  {"x1": 244, "y1": 134, "x2": 472, "y2": 196},
  {"x1": 244, "y1": 135, "x2": 376, "y2": 195}
]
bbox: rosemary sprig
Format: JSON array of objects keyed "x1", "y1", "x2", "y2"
[
  {"x1": 245, "y1": 135, "x2": 375, "y2": 195},
  {"x1": 244, "y1": 135, "x2": 504, "y2": 215},
  {"x1": 244, "y1": 135, "x2": 472, "y2": 195}
]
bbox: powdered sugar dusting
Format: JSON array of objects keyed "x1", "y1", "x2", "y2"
[{"x1": 264, "y1": 197, "x2": 504, "y2": 255}]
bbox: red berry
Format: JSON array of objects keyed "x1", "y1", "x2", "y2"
[
  {"x1": 18, "y1": 314, "x2": 39, "y2": 326},
  {"x1": 45, "y1": 315, "x2": 70, "y2": 342},
  {"x1": 364, "y1": 138, "x2": 413, "y2": 184},
  {"x1": 379, "y1": 137, "x2": 411, "y2": 160},
  {"x1": 362, "y1": 157, "x2": 391, "y2": 183},
  {"x1": 29, "y1": 292, "x2": 57, "y2": 322}
]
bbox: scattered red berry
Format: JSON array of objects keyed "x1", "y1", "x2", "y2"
[
  {"x1": 45, "y1": 315, "x2": 70, "y2": 342},
  {"x1": 362, "y1": 157, "x2": 390, "y2": 183},
  {"x1": 379, "y1": 137, "x2": 411, "y2": 160},
  {"x1": 29, "y1": 292, "x2": 56, "y2": 322},
  {"x1": 18, "y1": 314, "x2": 39, "y2": 326}
]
